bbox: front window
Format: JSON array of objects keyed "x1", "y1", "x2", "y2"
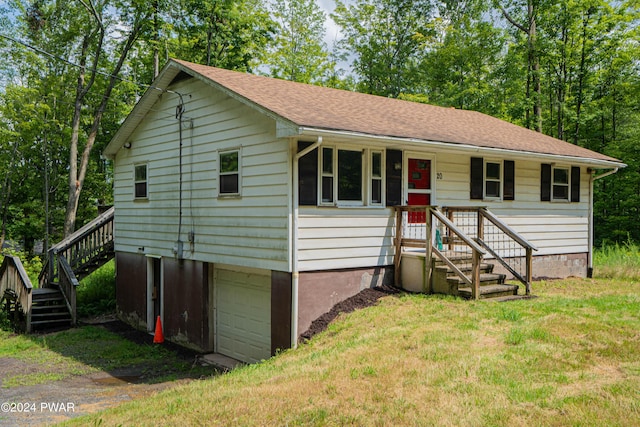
[
  {"x1": 338, "y1": 150, "x2": 362, "y2": 201},
  {"x1": 134, "y1": 164, "x2": 148, "y2": 199},
  {"x1": 485, "y1": 161, "x2": 501, "y2": 198},
  {"x1": 219, "y1": 150, "x2": 240, "y2": 195},
  {"x1": 319, "y1": 146, "x2": 364, "y2": 205},
  {"x1": 552, "y1": 167, "x2": 569, "y2": 201}
]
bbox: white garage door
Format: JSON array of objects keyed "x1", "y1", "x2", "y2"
[{"x1": 215, "y1": 266, "x2": 271, "y2": 364}]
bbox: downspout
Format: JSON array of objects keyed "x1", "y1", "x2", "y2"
[
  {"x1": 587, "y1": 167, "x2": 619, "y2": 278},
  {"x1": 291, "y1": 136, "x2": 322, "y2": 349}
]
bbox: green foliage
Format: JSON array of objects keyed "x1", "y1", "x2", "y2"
[
  {"x1": 0, "y1": 250, "x2": 43, "y2": 285},
  {"x1": 594, "y1": 240, "x2": 640, "y2": 280},
  {"x1": 77, "y1": 260, "x2": 116, "y2": 318},
  {"x1": 265, "y1": 0, "x2": 335, "y2": 84}
]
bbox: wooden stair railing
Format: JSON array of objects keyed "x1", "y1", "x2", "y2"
[
  {"x1": 0, "y1": 255, "x2": 34, "y2": 332},
  {"x1": 1, "y1": 208, "x2": 114, "y2": 332},
  {"x1": 394, "y1": 206, "x2": 487, "y2": 299},
  {"x1": 442, "y1": 207, "x2": 537, "y2": 295},
  {"x1": 40, "y1": 206, "x2": 115, "y2": 288}
]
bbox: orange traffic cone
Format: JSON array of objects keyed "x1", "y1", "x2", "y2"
[{"x1": 153, "y1": 316, "x2": 164, "y2": 344}]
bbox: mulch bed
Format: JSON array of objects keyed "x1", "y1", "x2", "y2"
[{"x1": 299, "y1": 284, "x2": 400, "y2": 342}]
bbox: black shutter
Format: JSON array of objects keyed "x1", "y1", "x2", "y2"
[
  {"x1": 541, "y1": 164, "x2": 551, "y2": 201},
  {"x1": 571, "y1": 166, "x2": 580, "y2": 202},
  {"x1": 298, "y1": 142, "x2": 318, "y2": 206},
  {"x1": 386, "y1": 149, "x2": 402, "y2": 206},
  {"x1": 504, "y1": 160, "x2": 515, "y2": 200},
  {"x1": 470, "y1": 157, "x2": 483, "y2": 200}
]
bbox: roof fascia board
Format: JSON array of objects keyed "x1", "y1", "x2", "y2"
[{"x1": 298, "y1": 127, "x2": 627, "y2": 169}]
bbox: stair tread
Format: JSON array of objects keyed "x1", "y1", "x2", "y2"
[
  {"x1": 32, "y1": 312, "x2": 72, "y2": 319},
  {"x1": 447, "y1": 273, "x2": 506, "y2": 285},
  {"x1": 32, "y1": 304, "x2": 67, "y2": 311},
  {"x1": 32, "y1": 288, "x2": 61, "y2": 295},
  {"x1": 458, "y1": 284, "x2": 519, "y2": 299},
  {"x1": 30, "y1": 319, "x2": 72, "y2": 326},
  {"x1": 435, "y1": 263, "x2": 493, "y2": 273}
]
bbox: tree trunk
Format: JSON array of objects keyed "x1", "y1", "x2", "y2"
[{"x1": 63, "y1": 13, "x2": 144, "y2": 236}]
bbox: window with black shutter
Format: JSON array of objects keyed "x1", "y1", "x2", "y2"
[
  {"x1": 471, "y1": 157, "x2": 514, "y2": 201},
  {"x1": 541, "y1": 164, "x2": 580, "y2": 202}
]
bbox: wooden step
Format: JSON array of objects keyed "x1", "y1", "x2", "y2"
[
  {"x1": 458, "y1": 284, "x2": 519, "y2": 299},
  {"x1": 447, "y1": 273, "x2": 506, "y2": 286},
  {"x1": 435, "y1": 262, "x2": 494, "y2": 274},
  {"x1": 32, "y1": 303, "x2": 68, "y2": 312}
]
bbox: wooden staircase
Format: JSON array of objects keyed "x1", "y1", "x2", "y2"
[
  {"x1": 30, "y1": 288, "x2": 72, "y2": 329},
  {"x1": 394, "y1": 206, "x2": 537, "y2": 300},
  {"x1": 432, "y1": 254, "x2": 518, "y2": 299},
  {"x1": 0, "y1": 207, "x2": 115, "y2": 332}
]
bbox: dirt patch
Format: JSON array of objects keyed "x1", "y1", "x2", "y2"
[
  {"x1": 0, "y1": 319, "x2": 218, "y2": 427},
  {"x1": 299, "y1": 285, "x2": 400, "y2": 342}
]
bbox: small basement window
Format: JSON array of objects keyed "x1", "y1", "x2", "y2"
[
  {"x1": 219, "y1": 150, "x2": 240, "y2": 195},
  {"x1": 134, "y1": 164, "x2": 148, "y2": 199}
]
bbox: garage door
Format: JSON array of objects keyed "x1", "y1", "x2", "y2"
[{"x1": 215, "y1": 266, "x2": 271, "y2": 364}]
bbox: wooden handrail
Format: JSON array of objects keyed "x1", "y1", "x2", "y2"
[
  {"x1": 393, "y1": 206, "x2": 486, "y2": 299},
  {"x1": 431, "y1": 208, "x2": 486, "y2": 256},
  {"x1": 58, "y1": 255, "x2": 79, "y2": 325},
  {"x1": 479, "y1": 208, "x2": 538, "y2": 252},
  {"x1": 444, "y1": 206, "x2": 535, "y2": 295},
  {"x1": 51, "y1": 206, "x2": 115, "y2": 254},
  {"x1": 0, "y1": 255, "x2": 34, "y2": 332}
]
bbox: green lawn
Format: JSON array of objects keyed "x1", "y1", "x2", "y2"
[{"x1": 62, "y1": 277, "x2": 639, "y2": 427}]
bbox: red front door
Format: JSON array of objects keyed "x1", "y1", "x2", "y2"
[{"x1": 406, "y1": 157, "x2": 432, "y2": 223}]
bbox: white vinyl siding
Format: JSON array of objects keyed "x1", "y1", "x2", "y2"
[
  {"x1": 435, "y1": 153, "x2": 589, "y2": 256},
  {"x1": 113, "y1": 77, "x2": 290, "y2": 271},
  {"x1": 297, "y1": 151, "x2": 589, "y2": 271},
  {"x1": 297, "y1": 208, "x2": 395, "y2": 271}
]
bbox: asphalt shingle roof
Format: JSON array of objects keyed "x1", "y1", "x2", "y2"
[{"x1": 109, "y1": 59, "x2": 623, "y2": 166}]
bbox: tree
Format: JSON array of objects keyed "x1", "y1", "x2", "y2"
[
  {"x1": 422, "y1": 1, "x2": 506, "y2": 114},
  {"x1": 265, "y1": 0, "x2": 334, "y2": 84},
  {"x1": 16, "y1": 0, "x2": 151, "y2": 236},
  {"x1": 171, "y1": 0, "x2": 274, "y2": 72},
  {"x1": 497, "y1": 0, "x2": 543, "y2": 132},
  {"x1": 332, "y1": 0, "x2": 436, "y2": 98}
]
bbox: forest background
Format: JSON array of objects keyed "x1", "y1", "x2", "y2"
[{"x1": 0, "y1": 0, "x2": 638, "y2": 257}]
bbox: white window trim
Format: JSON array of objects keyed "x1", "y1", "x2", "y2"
[
  {"x1": 318, "y1": 144, "x2": 386, "y2": 208},
  {"x1": 369, "y1": 149, "x2": 385, "y2": 206},
  {"x1": 484, "y1": 159, "x2": 503, "y2": 201},
  {"x1": 218, "y1": 148, "x2": 242, "y2": 198},
  {"x1": 551, "y1": 165, "x2": 570, "y2": 202},
  {"x1": 134, "y1": 163, "x2": 148, "y2": 200}
]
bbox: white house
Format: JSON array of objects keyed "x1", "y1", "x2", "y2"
[{"x1": 103, "y1": 59, "x2": 624, "y2": 364}]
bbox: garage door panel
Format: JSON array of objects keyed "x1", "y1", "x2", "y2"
[{"x1": 215, "y1": 268, "x2": 271, "y2": 364}]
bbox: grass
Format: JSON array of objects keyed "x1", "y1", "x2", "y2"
[
  {"x1": 77, "y1": 260, "x2": 116, "y2": 318},
  {"x1": 594, "y1": 240, "x2": 640, "y2": 280},
  {"x1": 0, "y1": 326, "x2": 202, "y2": 388},
  {"x1": 62, "y1": 277, "x2": 640, "y2": 427}
]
